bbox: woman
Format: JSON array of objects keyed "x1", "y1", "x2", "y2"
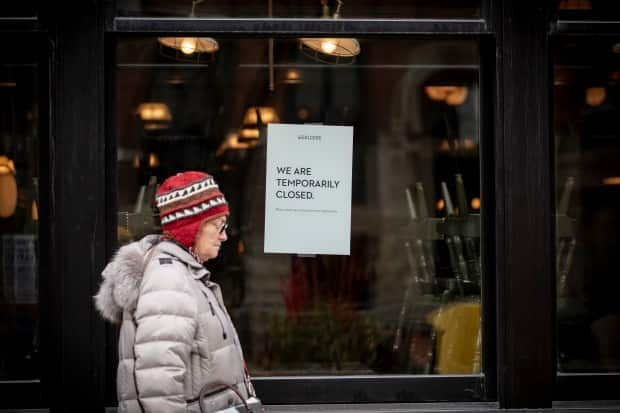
[{"x1": 95, "y1": 171, "x2": 256, "y2": 413}]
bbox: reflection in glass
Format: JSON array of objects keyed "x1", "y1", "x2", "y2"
[
  {"x1": 116, "y1": 37, "x2": 481, "y2": 375},
  {"x1": 116, "y1": 0, "x2": 479, "y2": 19},
  {"x1": 555, "y1": 39, "x2": 620, "y2": 372},
  {"x1": 0, "y1": 60, "x2": 39, "y2": 379},
  {"x1": 558, "y1": 0, "x2": 620, "y2": 21}
]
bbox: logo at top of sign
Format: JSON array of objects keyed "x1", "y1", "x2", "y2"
[{"x1": 297, "y1": 134, "x2": 321, "y2": 141}]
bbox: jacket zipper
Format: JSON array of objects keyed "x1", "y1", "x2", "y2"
[{"x1": 208, "y1": 299, "x2": 228, "y2": 340}]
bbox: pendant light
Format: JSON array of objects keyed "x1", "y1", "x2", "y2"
[
  {"x1": 424, "y1": 86, "x2": 469, "y2": 106},
  {"x1": 239, "y1": 106, "x2": 279, "y2": 141},
  {"x1": 299, "y1": 0, "x2": 361, "y2": 64},
  {"x1": 0, "y1": 155, "x2": 17, "y2": 218},
  {"x1": 585, "y1": 86, "x2": 606, "y2": 107},
  {"x1": 158, "y1": 0, "x2": 219, "y2": 63},
  {"x1": 136, "y1": 102, "x2": 172, "y2": 130}
]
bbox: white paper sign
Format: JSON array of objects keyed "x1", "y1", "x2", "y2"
[{"x1": 264, "y1": 123, "x2": 353, "y2": 255}]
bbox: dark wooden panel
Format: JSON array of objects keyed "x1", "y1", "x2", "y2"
[
  {"x1": 494, "y1": 0, "x2": 554, "y2": 408},
  {"x1": 44, "y1": 3, "x2": 108, "y2": 412}
]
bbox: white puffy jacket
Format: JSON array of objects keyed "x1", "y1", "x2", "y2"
[{"x1": 95, "y1": 235, "x2": 254, "y2": 413}]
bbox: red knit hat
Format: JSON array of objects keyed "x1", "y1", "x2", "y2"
[{"x1": 155, "y1": 171, "x2": 229, "y2": 248}]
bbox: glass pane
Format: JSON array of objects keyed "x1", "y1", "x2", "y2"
[
  {"x1": 558, "y1": 0, "x2": 620, "y2": 21},
  {"x1": 117, "y1": 37, "x2": 481, "y2": 375},
  {"x1": 117, "y1": 0, "x2": 479, "y2": 19},
  {"x1": 555, "y1": 39, "x2": 620, "y2": 372},
  {"x1": 0, "y1": 43, "x2": 39, "y2": 380}
]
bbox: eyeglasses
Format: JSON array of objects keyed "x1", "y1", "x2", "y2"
[{"x1": 216, "y1": 221, "x2": 228, "y2": 234}]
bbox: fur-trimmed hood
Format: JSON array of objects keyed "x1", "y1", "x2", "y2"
[
  {"x1": 95, "y1": 235, "x2": 211, "y2": 324},
  {"x1": 94, "y1": 235, "x2": 161, "y2": 323}
]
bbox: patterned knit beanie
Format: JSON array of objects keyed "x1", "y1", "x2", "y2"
[{"x1": 155, "y1": 171, "x2": 229, "y2": 248}]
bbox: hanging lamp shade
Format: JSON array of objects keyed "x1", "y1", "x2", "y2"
[
  {"x1": 585, "y1": 86, "x2": 606, "y2": 107},
  {"x1": 239, "y1": 106, "x2": 279, "y2": 142},
  {"x1": 137, "y1": 102, "x2": 172, "y2": 121},
  {"x1": 158, "y1": 37, "x2": 219, "y2": 55},
  {"x1": 298, "y1": 0, "x2": 361, "y2": 64},
  {"x1": 0, "y1": 155, "x2": 17, "y2": 218},
  {"x1": 242, "y1": 106, "x2": 279, "y2": 125},
  {"x1": 299, "y1": 38, "x2": 360, "y2": 64},
  {"x1": 424, "y1": 86, "x2": 469, "y2": 106},
  {"x1": 282, "y1": 69, "x2": 303, "y2": 84},
  {"x1": 216, "y1": 132, "x2": 257, "y2": 157},
  {"x1": 137, "y1": 102, "x2": 172, "y2": 131},
  {"x1": 157, "y1": 0, "x2": 219, "y2": 63},
  {"x1": 158, "y1": 37, "x2": 219, "y2": 63}
]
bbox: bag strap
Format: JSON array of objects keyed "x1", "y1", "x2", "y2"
[
  {"x1": 198, "y1": 383, "x2": 252, "y2": 413},
  {"x1": 142, "y1": 244, "x2": 158, "y2": 273},
  {"x1": 243, "y1": 363, "x2": 256, "y2": 398}
]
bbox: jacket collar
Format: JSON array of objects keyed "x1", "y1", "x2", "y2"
[{"x1": 156, "y1": 240, "x2": 211, "y2": 280}]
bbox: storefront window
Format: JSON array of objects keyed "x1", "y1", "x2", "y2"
[
  {"x1": 117, "y1": 37, "x2": 481, "y2": 375},
  {"x1": 0, "y1": 48, "x2": 39, "y2": 380},
  {"x1": 555, "y1": 39, "x2": 620, "y2": 372},
  {"x1": 116, "y1": 0, "x2": 480, "y2": 19}
]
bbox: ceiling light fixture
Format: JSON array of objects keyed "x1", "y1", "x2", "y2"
[
  {"x1": 166, "y1": 75, "x2": 186, "y2": 86},
  {"x1": 0, "y1": 155, "x2": 17, "y2": 218},
  {"x1": 424, "y1": 86, "x2": 469, "y2": 106},
  {"x1": 602, "y1": 176, "x2": 620, "y2": 186},
  {"x1": 243, "y1": 106, "x2": 279, "y2": 124},
  {"x1": 137, "y1": 102, "x2": 172, "y2": 130},
  {"x1": 299, "y1": 0, "x2": 361, "y2": 64},
  {"x1": 471, "y1": 197, "x2": 481, "y2": 210},
  {"x1": 216, "y1": 132, "x2": 257, "y2": 156},
  {"x1": 282, "y1": 69, "x2": 303, "y2": 84},
  {"x1": 585, "y1": 87, "x2": 606, "y2": 107},
  {"x1": 238, "y1": 106, "x2": 279, "y2": 142},
  {"x1": 157, "y1": 0, "x2": 219, "y2": 63},
  {"x1": 558, "y1": 0, "x2": 592, "y2": 10},
  {"x1": 137, "y1": 102, "x2": 172, "y2": 121},
  {"x1": 148, "y1": 153, "x2": 160, "y2": 168}
]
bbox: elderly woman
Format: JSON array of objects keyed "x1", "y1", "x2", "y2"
[{"x1": 95, "y1": 171, "x2": 257, "y2": 413}]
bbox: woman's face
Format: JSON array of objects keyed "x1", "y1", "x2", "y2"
[{"x1": 193, "y1": 216, "x2": 228, "y2": 262}]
